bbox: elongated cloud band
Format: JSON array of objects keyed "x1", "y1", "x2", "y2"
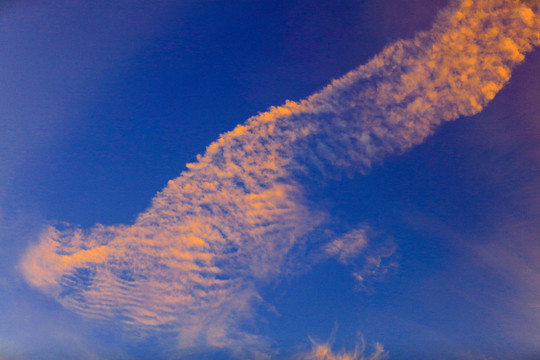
[{"x1": 20, "y1": 0, "x2": 540, "y2": 350}]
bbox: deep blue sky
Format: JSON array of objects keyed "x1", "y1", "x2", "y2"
[{"x1": 1, "y1": 1, "x2": 539, "y2": 359}]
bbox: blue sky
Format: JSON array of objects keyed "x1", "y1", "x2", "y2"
[{"x1": 1, "y1": 1, "x2": 540, "y2": 359}]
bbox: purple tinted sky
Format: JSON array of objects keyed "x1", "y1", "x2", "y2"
[{"x1": 1, "y1": 1, "x2": 539, "y2": 359}]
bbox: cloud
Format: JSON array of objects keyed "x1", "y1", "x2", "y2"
[
  {"x1": 324, "y1": 226, "x2": 398, "y2": 291},
  {"x1": 304, "y1": 336, "x2": 387, "y2": 360},
  {"x1": 472, "y1": 219, "x2": 540, "y2": 348},
  {"x1": 352, "y1": 244, "x2": 398, "y2": 291},
  {"x1": 19, "y1": 0, "x2": 540, "y2": 351},
  {"x1": 325, "y1": 227, "x2": 369, "y2": 263},
  {"x1": 456, "y1": 351, "x2": 494, "y2": 360}
]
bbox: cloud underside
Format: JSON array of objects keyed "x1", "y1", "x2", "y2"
[{"x1": 20, "y1": 0, "x2": 540, "y2": 351}]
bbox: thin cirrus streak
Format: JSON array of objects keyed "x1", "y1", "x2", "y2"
[{"x1": 20, "y1": 0, "x2": 540, "y2": 350}]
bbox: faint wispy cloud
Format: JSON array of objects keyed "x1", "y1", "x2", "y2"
[
  {"x1": 472, "y1": 218, "x2": 540, "y2": 348},
  {"x1": 456, "y1": 351, "x2": 494, "y2": 360},
  {"x1": 325, "y1": 227, "x2": 369, "y2": 264},
  {"x1": 19, "y1": 0, "x2": 540, "y2": 351},
  {"x1": 324, "y1": 226, "x2": 398, "y2": 291},
  {"x1": 304, "y1": 335, "x2": 387, "y2": 360}
]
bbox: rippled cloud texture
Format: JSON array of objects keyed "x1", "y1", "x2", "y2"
[{"x1": 20, "y1": 0, "x2": 540, "y2": 353}]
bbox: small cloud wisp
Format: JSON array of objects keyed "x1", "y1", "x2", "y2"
[{"x1": 304, "y1": 336, "x2": 388, "y2": 360}]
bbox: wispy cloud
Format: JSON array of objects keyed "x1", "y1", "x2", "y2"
[
  {"x1": 472, "y1": 218, "x2": 540, "y2": 348},
  {"x1": 324, "y1": 226, "x2": 398, "y2": 291},
  {"x1": 19, "y1": 0, "x2": 540, "y2": 351},
  {"x1": 304, "y1": 336, "x2": 387, "y2": 360},
  {"x1": 325, "y1": 227, "x2": 369, "y2": 264}
]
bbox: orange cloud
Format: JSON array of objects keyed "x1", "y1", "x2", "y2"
[
  {"x1": 19, "y1": 0, "x2": 540, "y2": 351},
  {"x1": 304, "y1": 336, "x2": 387, "y2": 360}
]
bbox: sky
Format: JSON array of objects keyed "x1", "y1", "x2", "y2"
[{"x1": 1, "y1": 0, "x2": 540, "y2": 359}]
